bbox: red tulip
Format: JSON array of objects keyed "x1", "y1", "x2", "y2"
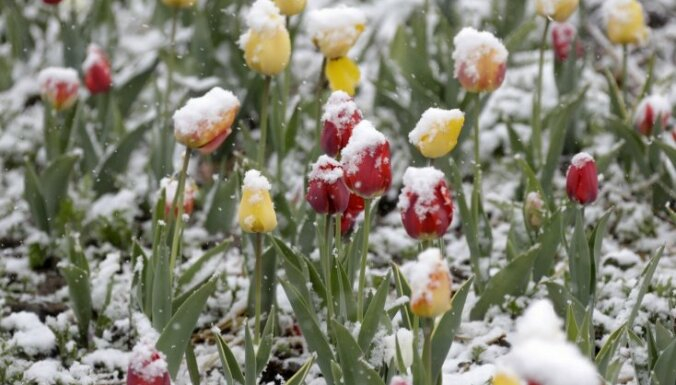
[
  {"x1": 340, "y1": 120, "x2": 392, "y2": 198},
  {"x1": 566, "y1": 152, "x2": 598, "y2": 205},
  {"x1": 126, "y1": 342, "x2": 171, "y2": 385},
  {"x1": 398, "y1": 167, "x2": 453, "y2": 240},
  {"x1": 83, "y1": 44, "x2": 113, "y2": 94},
  {"x1": 340, "y1": 193, "x2": 365, "y2": 236},
  {"x1": 38, "y1": 67, "x2": 80, "y2": 111},
  {"x1": 633, "y1": 95, "x2": 671, "y2": 136},
  {"x1": 160, "y1": 177, "x2": 197, "y2": 217},
  {"x1": 321, "y1": 91, "x2": 362, "y2": 157},
  {"x1": 551, "y1": 22, "x2": 584, "y2": 62},
  {"x1": 42, "y1": 0, "x2": 63, "y2": 5},
  {"x1": 306, "y1": 155, "x2": 350, "y2": 215}
]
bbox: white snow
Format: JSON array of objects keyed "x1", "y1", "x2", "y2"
[
  {"x1": 408, "y1": 108, "x2": 464, "y2": 146},
  {"x1": 82, "y1": 44, "x2": 106, "y2": 73},
  {"x1": 452, "y1": 27, "x2": 508, "y2": 81},
  {"x1": 308, "y1": 155, "x2": 344, "y2": 183},
  {"x1": 243, "y1": 169, "x2": 272, "y2": 191},
  {"x1": 514, "y1": 300, "x2": 565, "y2": 343},
  {"x1": 571, "y1": 151, "x2": 595, "y2": 168},
  {"x1": 602, "y1": 0, "x2": 637, "y2": 23},
  {"x1": 82, "y1": 348, "x2": 130, "y2": 372},
  {"x1": 37, "y1": 67, "x2": 79, "y2": 90},
  {"x1": 383, "y1": 328, "x2": 414, "y2": 368},
  {"x1": 340, "y1": 120, "x2": 387, "y2": 174},
  {"x1": 397, "y1": 166, "x2": 446, "y2": 218},
  {"x1": 159, "y1": 176, "x2": 196, "y2": 206},
  {"x1": 245, "y1": 0, "x2": 285, "y2": 34},
  {"x1": 173, "y1": 87, "x2": 240, "y2": 138},
  {"x1": 405, "y1": 248, "x2": 449, "y2": 304},
  {"x1": 322, "y1": 90, "x2": 361, "y2": 126},
  {"x1": 128, "y1": 341, "x2": 168, "y2": 381},
  {"x1": 307, "y1": 6, "x2": 366, "y2": 49},
  {"x1": 23, "y1": 360, "x2": 75, "y2": 385},
  {"x1": 87, "y1": 189, "x2": 139, "y2": 222},
  {"x1": 1, "y1": 312, "x2": 56, "y2": 356},
  {"x1": 633, "y1": 94, "x2": 671, "y2": 128}
]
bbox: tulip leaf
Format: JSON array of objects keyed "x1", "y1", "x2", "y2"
[
  {"x1": 567, "y1": 207, "x2": 594, "y2": 306},
  {"x1": 337, "y1": 261, "x2": 358, "y2": 322},
  {"x1": 332, "y1": 321, "x2": 363, "y2": 385},
  {"x1": 605, "y1": 117, "x2": 650, "y2": 175},
  {"x1": 270, "y1": 236, "x2": 313, "y2": 304},
  {"x1": 391, "y1": 263, "x2": 413, "y2": 330},
  {"x1": 532, "y1": 210, "x2": 562, "y2": 282},
  {"x1": 204, "y1": 175, "x2": 239, "y2": 235},
  {"x1": 23, "y1": 160, "x2": 50, "y2": 233},
  {"x1": 256, "y1": 306, "x2": 276, "y2": 376},
  {"x1": 60, "y1": 264, "x2": 92, "y2": 345},
  {"x1": 652, "y1": 339, "x2": 676, "y2": 385},
  {"x1": 185, "y1": 342, "x2": 200, "y2": 385},
  {"x1": 603, "y1": 69, "x2": 628, "y2": 120},
  {"x1": 115, "y1": 58, "x2": 159, "y2": 116},
  {"x1": 358, "y1": 274, "x2": 390, "y2": 352},
  {"x1": 627, "y1": 246, "x2": 664, "y2": 329},
  {"x1": 285, "y1": 354, "x2": 316, "y2": 385},
  {"x1": 42, "y1": 152, "x2": 79, "y2": 220},
  {"x1": 245, "y1": 327, "x2": 256, "y2": 385},
  {"x1": 504, "y1": 17, "x2": 537, "y2": 52},
  {"x1": 176, "y1": 239, "x2": 231, "y2": 292},
  {"x1": 588, "y1": 209, "x2": 612, "y2": 269},
  {"x1": 656, "y1": 140, "x2": 676, "y2": 168},
  {"x1": 214, "y1": 332, "x2": 245, "y2": 385},
  {"x1": 152, "y1": 240, "x2": 172, "y2": 331},
  {"x1": 596, "y1": 324, "x2": 627, "y2": 380}
]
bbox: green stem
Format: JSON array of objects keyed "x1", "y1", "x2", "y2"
[
  {"x1": 313, "y1": 57, "x2": 327, "y2": 156},
  {"x1": 258, "y1": 76, "x2": 272, "y2": 168},
  {"x1": 168, "y1": 148, "x2": 191, "y2": 275},
  {"x1": 356, "y1": 199, "x2": 372, "y2": 321},
  {"x1": 323, "y1": 215, "x2": 335, "y2": 321},
  {"x1": 156, "y1": 9, "x2": 179, "y2": 179},
  {"x1": 334, "y1": 213, "x2": 342, "y2": 259},
  {"x1": 472, "y1": 93, "x2": 482, "y2": 202},
  {"x1": 423, "y1": 319, "x2": 434, "y2": 385},
  {"x1": 532, "y1": 18, "x2": 550, "y2": 168},
  {"x1": 621, "y1": 44, "x2": 628, "y2": 109},
  {"x1": 253, "y1": 233, "x2": 263, "y2": 345}
]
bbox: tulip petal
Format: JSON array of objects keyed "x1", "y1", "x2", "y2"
[{"x1": 325, "y1": 57, "x2": 361, "y2": 96}]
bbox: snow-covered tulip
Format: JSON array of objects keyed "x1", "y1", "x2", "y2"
[
  {"x1": 126, "y1": 342, "x2": 171, "y2": 385},
  {"x1": 340, "y1": 120, "x2": 392, "y2": 198},
  {"x1": 83, "y1": 44, "x2": 112, "y2": 94},
  {"x1": 566, "y1": 152, "x2": 598, "y2": 205},
  {"x1": 491, "y1": 372, "x2": 521, "y2": 385},
  {"x1": 239, "y1": 0, "x2": 291, "y2": 76},
  {"x1": 162, "y1": 0, "x2": 194, "y2": 9},
  {"x1": 398, "y1": 167, "x2": 453, "y2": 240},
  {"x1": 452, "y1": 28, "x2": 508, "y2": 93},
  {"x1": 306, "y1": 155, "x2": 350, "y2": 215},
  {"x1": 42, "y1": 0, "x2": 63, "y2": 5},
  {"x1": 173, "y1": 87, "x2": 240, "y2": 155},
  {"x1": 535, "y1": 0, "x2": 579, "y2": 22},
  {"x1": 160, "y1": 177, "x2": 197, "y2": 217},
  {"x1": 551, "y1": 22, "x2": 584, "y2": 62},
  {"x1": 633, "y1": 95, "x2": 671, "y2": 136},
  {"x1": 307, "y1": 6, "x2": 366, "y2": 60},
  {"x1": 524, "y1": 191, "x2": 545, "y2": 230},
  {"x1": 274, "y1": 0, "x2": 305, "y2": 16},
  {"x1": 389, "y1": 376, "x2": 412, "y2": 385},
  {"x1": 38, "y1": 67, "x2": 79, "y2": 111},
  {"x1": 320, "y1": 91, "x2": 362, "y2": 156},
  {"x1": 603, "y1": 0, "x2": 648, "y2": 45},
  {"x1": 409, "y1": 108, "x2": 464, "y2": 159},
  {"x1": 340, "y1": 193, "x2": 365, "y2": 236},
  {"x1": 238, "y1": 170, "x2": 277, "y2": 233},
  {"x1": 325, "y1": 56, "x2": 361, "y2": 96},
  {"x1": 407, "y1": 248, "x2": 452, "y2": 318}
]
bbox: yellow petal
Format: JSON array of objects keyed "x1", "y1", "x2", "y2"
[
  {"x1": 492, "y1": 372, "x2": 522, "y2": 385},
  {"x1": 274, "y1": 0, "x2": 306, "y2": 16},
  {"x1": 244, "y1": 28, "x2": 291, "y2": 76},
  {"x1": 418, "y1": 115, "x2": 464, "y2": 158},
  {"x1": 238, "y1": 188, "x2": 278, "y2": 233},
  {"x1": 535, "y1": 0, "x2": 579, "y2": 22},
  {"x1": 325, "y1": 57, "x2": 360, "y2": 96},
  {"x1": 606, "y1": 0, "x2": 648, "y2": 45}
]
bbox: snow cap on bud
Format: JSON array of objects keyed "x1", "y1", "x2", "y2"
[
  {"x1": 321, "y1": 91, "x2": 363, "y2": 156},
  {"x1": 173, "y1": 87, "x2": 240, "y2": 154},
  {"x1": 83, "y1": 44, "x2": 112, "y2": 94},
  {"x1": 551, "y1": 22, "x2": 584, "y2": 62},
  {"x1": 126, "y1": 341, "x2": 170, "y2": 385},
  {"x1": 274, "y1": 0, "x2": 305, "y2": 16},
  {"x1": 340, "y1": 193, "x2": 365, "y2": 236},
  {"x1": 524, "y1": 191, "x2": 545, "y2": 230},
  {"x1": 566, "y1": 152, "x2": 598, "y2": 205},
  {"x1": 160, "y1": 177, "x2": 197, "y2": 217},
  {"x1": 535, "y1": 0, "x2": 579, "y2": 22},
  {"x1": 340, "y1": 120, "x2": 392, "y2": 198},
  {"x1": 384, "y1": 329, "x2": 414, "y2": 369},
  {"x1": 389, "y1": 376, "x2": 412, "y2": 385},
  {"x1": 633, "y1": 95, "x2": 671, "y2": 136},
  {"x1": 238, "y1": 170, "x2": 277, "y2": 233},
  {"x1": 239, "y1": 0, "x2": 291, "y2": 76},
  {"x1": 307, "y1": 6, "x2": 366, "y2": 59},
  {"x1": 398, "y1": 167, "x2": 453, "y2": 240},
  {"x1": 515, "y1": 300, "x2": 566, "y2": 344},
  {"x1": 407, "y1": 248, "x2": 452, "y2": 318},
  {"x1": 306, "y1": 155, "x2": 350, "y2": 215},
  {"x1": 409, "y1": 108, "x2": 464, "y2": 159},
  {"x1": 603, "y1": 0, "x2": 648, "y2": 45},
  {"x1": 453, "y1": 28, "x2": 508, "y2": 93},
  {"x1": 38, "y1": 67, "x2": 80, "y2": 111}
]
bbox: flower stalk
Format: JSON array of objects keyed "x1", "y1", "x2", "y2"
[
  {"x1": 253, "y1": 232, "x2": 264, "y2": 345},
  {"x1": 532, "y1": 18, "x2": 551, "y2": 167},
  {"x1": 258, "y1": 76, "x2": 272, "y2": 168},
  {"x1": 356, "y1": 198, "x2": 372, "y2": 321},
  {"x1": 168, "y1": 148, "x2": 191, "y2": 275}
]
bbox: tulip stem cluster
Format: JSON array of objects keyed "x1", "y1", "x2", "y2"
[
  {"x1": 356, "y1": 198, "x2": 372, "y2": 321},
  {"x1": 320, "y1": 215, "x2": 336, "y2": 322},
  {"x1": 253, "y1": 232, "x2": 264, "y2": 345},
  {"x1": 168, "y1": 148, "x2": 192, "y2": 275},
  {"x1": 258, "y1": 76, "x2": 272, "y2": 168},
  {"x1": 532, "y1": 18, "x2": 551, "y2": 167}
]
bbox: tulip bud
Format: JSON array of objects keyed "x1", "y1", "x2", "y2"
[
  {"x1": 126, "y1": 342, "x2": 171, "y2": 385},
  {"x1": 160, "y1": 177, "x2": 197, "y2": 217},
  {"x1": 407, "y1": 248, "x2": 452, "y2": 318},
  {"x1": 38, "y1": 67, "x2": 80, "y2": 111},
  {"x1": 603, "y1": 0, "x2": 648, "y2": 45},
  {"x1": 409, "y1": 108, "x2": 464, "y2": 159},
  {"x1": 390, "y1": 376, "x2": 412, "y2": 385},
  {"x1": 274, "y1": 0, "x2": 305, "y2": 16},
  {"x1": 535, "y1": 0, "x2": 579, "y2": 22},
  {"x1": 551, "y1": 22, "x2": 584, "y2": 62},
  {"x1": 398, "y1": 167, "x2": 453, "y2": 240},
  {"x1": 162, "y1": 0, "x2": 194, "y2": 9},
  {"x1": 239, "y1": 0, "x2": 291, "y2": 76},
  {"x1": 238, "y1": 169, "x2": 277, "y2": 233},
  {"x1": 321, "y1": 91, "x2": 362, "y2": 157},
  {"x1": 340, "y1": 120, "x2": 392, "y2": 198},
  {"x1": 453, "y1": 27, "x2": 508, "y2": 93},
  {"x1": 42, "y1": 0, "x2": 63, "y2": 5},
  {"x1": 566, "y1": 152, "x2": 598, "y2": 205},
  {"x1": 340, "y1": 193, "x2": 365, "y2": 236},
  {"x1": 306, "y1": 155, "x2": 350, "y2": 215},
  {"x1": 82, "y1": 44, "x2": 112, "y2": 95},
  {"x1": 524, "y1": 191, "x2": 545, "y2": 230},
  {"x1": 307, "y1": 6, "x2": 366, "y2": 59},
  {"x1": 173, "y1": 87, "x2": 240, "y2": 155},
  {"x1": 633, "y1": 95, "x2": 671, "y2": 136}
]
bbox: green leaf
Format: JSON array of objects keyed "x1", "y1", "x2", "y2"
[
  {"x1": 545, "y1": 281, "x2": 585, "y2": 323},
  {"x1": 596, "y1": 324, "x2": 626, "y2": 380},
  {"x1": 60, "y1": 264, "x2": 92, "y2": 345},
  {"x1": 185, "y1": 342, "x2": 201, "y2": 385},
  {"x1": 604, "y1": 69, "x2": 628, "y2": 120},
  {"x1": 589, "y1": 209, "x2": 612, "y2": 269},
  {"x1": 337, "y1": 261, "x2": 358, "y2": 322},
  {"x1": 567, "y1": 207, "x2": 594, "y2": 306},
  {"x1": 391, "y1": 264, "x2": 413, "y2": 330},
  {"x1": 42, "y1": 153, "x2": 79, "y2": 220},
  {"x1": 651, "y1": 339, "x2": 676, "y2": 385},
  {"x1": 152, "y1": 240, "x2": 172, "y2": 331},
  {"x1": 284, "y1": 354, "x2": 316, "y2": 385},
  {"x1": 23, "y1": 160, "x2": 50, "y2": 233},
  {"x1": 214, "y1": 332, "x2": 245, "y2": 385},
  {"x1": 116, "y1": 59, "x2": 159, "y2": 116},
  {"x1": 358, "y1": 274, "x2": 390, "y2": 351},
  {"x1": 256, "y1": 306, "x2": 276, "y2": 376},
  {"x1": 504, "y1": 17, "x2": 537, "y2": 52},
  {"x1": 204, "y1": 176, "x2": 239, "y2": 234},
  {"x1": 245, "y1": 327, "x2": 256, "y2": 385},
  {"x1": 605, "y1": 117, "x2": 650, "y2": 175},
  {"x1": 656, "y1": 140, "x2": 676, "y2": 169},
  {"x1": 271, "y1": 236, "x2": 314, "y2": 303},
  {"x1": 532, "y1": 211, "x2": 562, "y2": 282},
  {"x1": 177, "y1": 239, "x2": 231, "y2": 291},
  {"x1": 627, "y1": 246, "x2": 665, "y2": 329},
  {"x1": 333, "y1": 321, "x2": 363, "y2": 385}
]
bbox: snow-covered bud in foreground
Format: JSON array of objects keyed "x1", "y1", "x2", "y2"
[
  {"x1": 535, "y1": 0, "x2": 579, "y2": 22},
  {"x1": 162, "y1": 0, "x2": 194, "y2": 9},
  {"x1": 452, "y1": 28, "x2": 508, "y2": 93},
  {"x1": 340, "y1": 193, "x2": 365, "y2": 236},
  {"x1": 389, "y1": 376, "x2": 412, "y2": 385},
  {"x1": 160, "y1": 177, "x2": 197, "y2": 217},
  {"x1": 524, "y1": 191, "x2": 545, "y2": 230},
  {"x1": 398, "y1": 167, "x2": 453, "y2": 240},
  {"x1": 306, "y1": 156, "x2": 350, "y2": 215},
  {"x1": 603, "y1": 0, "x2": 648, "y2": 45},
  {"x1": 633, "y1": 95, "x2": 671, "y2": 136},
  {"x1": 566, "y1": 152, "x2": 598, "y2": 205},
  {"x1": 126, "y1": 342, "x2": 170, "y2": 385},
  {"x1": 38, "y1": 67, "x2": 79, "y2": 111},
  {"x1": 340, "y1": 120, "x2": 392, "y2": 198},
  {"x1": 384, "y1": 329, "x2": 414, "y2": 369},
  {"x1": 239, "y1": 0, "x2": 291, "y2": 76},
  {"x1": 307, "y1": 6, "x2": 366, "y2": 59},
  {"x1": 321, "y1": 91, "x2": 362, "y2": 156},
  {"x1": 274, "y1": 0, "x2": 305, "y2": 16},
  {"x1": 409, "y1": 108, "x2": 464, "y2": 159},
  {"x1": 238, "y1": 170, "x2": 277, "y2": 233},
  {"x1": 551, "y1": 22, "x2": 584, "y2": 62},
  {"x1": 83, "y1": 44, "x2": 112, "y2": 94},
  {"x1": 173, "y1": 87, "x2": 240, "y2": 155},
  {"x1": 408, "y1": 248, "x2": 452, "y2": 318}
]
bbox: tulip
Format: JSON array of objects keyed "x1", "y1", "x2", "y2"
[
  {"x1": 633, "y1": 95, "x2": 671, "y2": 136},
  {"x1": 162, "y1": 0, "x2": 195, "y2": 8},
  {"x1": 274, "y1": 0, "x2": 305, "y2": 16},
  {"x1": 535, "y1": 0, "x2": 579, "y2": 22},
  {"x1": 408, "y1": 248, "x2": 452, "y2": 318},
  {"x1": 42, "y1": 0, "x2": 62, "y2": 5},
  {"x1": 452, "y1": 27, "x2": 508, "y2": 93},
  {"x1": 38, "y1": 67, "x2": 80, "y2": 111},
  {"x1": 307, "y1": 6, "x2": 366, "y2": 59},
  {"x1": 398, "y1": 167, "x2": 453, "y2": 240},
  {"x1": 390, "y1": 377, "x2": 412, "y2": 385},
  {"x1": 491, "y1": 371, "x2": 522, "y2": 385},
  {"x1": 126, "y1": 342, "x2": 171, "y2": 385},
  {"x1": 524, "y1": 191, "x2": 545, "y2": 230},
  {"x1": 551, "y1": 22, "x2": 584, "y2": 62},
  {"x1": 160, "y1": 177, "x2": 197, "y2": 217},
  {"x1": 603, "y1": 0, "x2": 648, "y2": 45},
  {"x1": 566, "y1": 152, "x2": 598, "y2": 205},
  {"x1": 340, "y1": 120, "x2": 392, "y2": 198},
  {"x1": 306, "y1": 155, "x2": 350, "y2": 215},
  {"x1": 340, "y1": 193, "x2": 365, "y2": 236},
  {"x1": 325, "y1": 57, "x2": 361, "y2": 96},
  {"x1": 83, "y1": 44, "x2": 112, "y2": 94},
  {"x1": 238, "y1": 170, "x2": 277, "y2": 233},
  {"x1": 173, "y1": 87, "x2": 240, "y2": 155},
  {"x1": 240, "y1": 0, "x2": 291, "y2": 76},
  {"x1": 408, "y1": 108, "x2": 464, "y2": 159},
  {"x1": 320, "y1": 91, "x2": 363, "y2": 157}
]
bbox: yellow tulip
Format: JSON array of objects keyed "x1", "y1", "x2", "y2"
[
  {"x1": 453, "y1": 28, "x2": 508, "y2": 93},
  {"x1": 325, "y1": 57, "x2": 360, "y2": 96},
  {"x1": 409, "y1": 108, "x2": 464, "y2": 159},
  {"x1": 604, "y1": 0, "x2": 648, "y2": 45},
  {"x1": 409, "y1": 248, "x2": 452, "y2": 318},
  {"x1": 162, "y1": 0, "x2": 195, "y2": 8},
  {"x1": 238, "y1": 170, "x2": 277, "y2": 233},
  {"x1": 535, "y1": 0, "x2": 579, "y2": 22},
  {"x1": 240, "y1": 0, "x2": 291, "y2": 76},
  {"x1": 308, "y1": 7, "x2": 366, "y2": 59},
  {"x1": 492, "y1": 372, "x2": 522, "y2": 385},
  {"x1": 274, "y1": 0, "x2": 305, "y2": 16}
]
